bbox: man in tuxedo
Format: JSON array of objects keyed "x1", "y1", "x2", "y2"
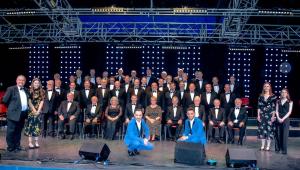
[
  {"x1": 146, "y1": 68, "x2": 156, "y2": 87},
  {"x1": 208, "y1": 99, "x2": 226, "y2": 143},
  {"x1": 75, "y1": 69, "x2": 83, "y2": 90},
  {"x1": 123, "y1": 75, "x2": 132, "y2": 93},
  {"x1": 128, "y1": 79, "x2": 145, "y2": 107},
  {"x1": 108, "y1": 76, "x2": 115, "y2": 91},
  {"x1": 181, "y1": 73, "x2": 189, "y2": 91},
  {"x1": 125, "y1": 95, "x2": 143, "y2": 124},
  {"x1": 212, "y1": 76, "x2": 222, "y2": 96},
  {"x1": 201, "y1": 84, "x2": 218, "y2": 123},
  {"x1": 164, "y1": 82, "x2": 178, "y2": 110},
  {"x1": 227, "y1": 98, "x2": 248, "y2": 145},
  {"x1": 115, "y1": 68, "x2": 125, "y2": 83},
  {"x1": 54, "y1": 79, "x2": 66, "y2": 105},
  {"x1": 220, "y1": 84, "x2": 236, "y2": 118},
  {"x1": 96, "y1": 78, "x2": 110, "y2": 112},
  {"x1": 57, "y1": 93, "x2": 80, "y2": 140},
  {"x1": 229, "y1": 76, "x2": 242, "y2": 97},
  {"x1": 193, "y1": 70, "x2": 207, "y2": 94},
  {"x1": 124, "y1": 109, "x2": 154, "y2": 156},
  {"x1": 183, "y1": 83, "x2": 199, "y2": 111},
  {"x1": 130, "y1": 70, "x2": 138, "y2": 85},
  {"x1": 67, "y1": 82, "x2": 80, "y2": 103},
  {"x1": 166, "y1": 96, "x2": 184, "y2": 140},
  {"x1": 177, "y1": 81, "x2": 186, "y2": 106},
  {"x1": 140, "y1": 76, "x2": 148, "y2": 91},
  {"x1": 189, "y1": 96, "x2": 206, "y2": 126},
  {"x1": 178, "y1": 107, "x2": 206, "y2": 144},
  {"x1": 41, "y1": 80, "x2": 59, "y2": 137},
  {"x1": 2, "y1": 75, "x2": 29, "y2": 152},
  {"x1": 84, "y1": 96, "x2": 102, "y2": 137},
  {"x1": 110, "y1": 81, "x2": 126, "y2": 111},
  {"x1": 145, "y1": 82, "x2": 164, "y2": 108},
  {"x1": 80, "y1": 80, "x2": 96, "y2": 110}
]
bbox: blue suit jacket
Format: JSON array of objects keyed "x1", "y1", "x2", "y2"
[
  {"x1": 124, "y1": 118, "x2": 150, "y2": 145},
  {"x1": 182, "y1": 117, "x2": 206, "y2": 144}
]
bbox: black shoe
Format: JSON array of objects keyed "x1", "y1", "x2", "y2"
[
  {"x1": 218, "y1": 139, "x2": 225, "y2": 144},
  {"x1": 7, "y1": 147, "x2": 15, "y2": 152},
  {"x1": 59, "y1": 134, "x2": 65, "y2": 139},
  {"x1": 15, "y1": 146, "x2": 26, "y2": 152},
  {"x1": 238, "y1": 140, "x2": 243, "y2": 145},
  {"x1": 133, "y1": 149, "x2": 140, "y2": 155},
  {"x1": 128, "y1": 150, "x2": 135, "y2": 156},
  {"x1": 70, "y1": 135, "x2": 75, "y2": 140}
]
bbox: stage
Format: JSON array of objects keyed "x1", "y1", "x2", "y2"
[{"x1": 0, "y1": 129, "x2": 300, "y2": 170}]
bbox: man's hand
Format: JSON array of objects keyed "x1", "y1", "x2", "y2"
[
  {"x1": 143, "y1": 138, "x2": 149, "y2": 145},
  {"x1": 167, "y1": 120, "x2": 172, "y2": 124},
  {"x1": 178, "y1": 119, "x2": 183, "y2": 125},
  {"x1": 179, "y1": 136, "x2": 188, "y2": 141},
  {"x1": 59, "y1": 115, "x2": 64, "y2": 121},
  {"x1": 228, "y1": 121, "x2": 233, "y2": 127},
  {"x1": 239, "y1": 122, "x2": 245, "y2": 127},
  {"x1": 125, "y1": 118, "x2": 130, "y2": 124},
  {"x1": 70, "y1": 115, "x2": 76, "y2": 120},
  {"x1": 209, "y1": 121, "x2": 214, "y2": 126},
  {"x1": 219, "y1": 121, "x2": 225, "y2": 127}
]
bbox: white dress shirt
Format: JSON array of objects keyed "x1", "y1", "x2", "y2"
[
  {"x1": 225, "y1": 93, "x2": 230, "y2": 103},
  {"x1": 132, "y1": 104, "x2": 136, "y2": 113},
  {"x1": 173, "y1": 106, "x2": 177, "y2": 117},
  {"x1": 230, "y1": 84, "x2": 235, "y2": 92},
  {"x1": 195, "y1": 106, "x2": 199, "y2": 118},
  {"x1": 234, "y1": 107, "x2": 240, "y2": 123},
  {"x1": 152, "y1": 91, "x2": 157, "y2": 98},
  {"x1": 67, "y1": 102, "x2": 72, "y2": 112},
  {"x1": 91, "y1": 104, "x2": 97, "y2": 114},
  {"x1": 213, "y1": 85, "x2": 220, "y2": 94},
  {"x1": 206, "y1": 93, "x2": 211, "y2": 104},
  {"x1": 85, "y1": 89, "x2": 90, "y2": 98},
  {"x1": 47, "y1": 90, "x2": 53, "y2": 101},
  {"x1": 136, "y1": 120, "x2": 142, "y2": 131},
  {"x1": 19, "y1": 87, "x2": 28, "y2": 111},
  {"x1": 189, "y1": 118, "x2": 195, "y2": 129},
  {"x1": 190, "y1": 92, "x2": 195, "y2": 101},
  {"x1": 215, "y1": 108, "x2": 219, "y2": 119},
  {"x1": 109, "y1": 84, "x2": 114, "y2": 90}
]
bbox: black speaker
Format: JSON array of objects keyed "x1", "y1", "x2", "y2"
[
  {"x1": 79, "y1": 142, "x2": 110, "y2": 161},
  {"x1": 174, "y1": 141, "x2": 205, "y2": 165},
  {"x1": 225, "y1": 148, "x2": 257, "y2": 168}
]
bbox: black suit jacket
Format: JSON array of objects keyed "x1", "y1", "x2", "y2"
[
  {"x1": 228, "y1": 107, "x2": 248, "y2": 124},
  {"x1": 96, "y1": 88, "x2": 110, "y2": 110},
  {"x1": 146, "y1": 76, "x2": 156, "y2": 86},
  {"x1": 109, "y1": 88, "x2": 127, "y2": 109},
  {"x1": 167, "y1": 106, "x2": 184, "y2": 123},
  {"x1": 220, "y1": 92, "x2": 236, "y2": 116},
  {"x1": 80, "y1": 88, "x2": 96, "y2": 109},
  {"x1": 127, "y1": 87, "x2": 145, "y2": 106},
  {"x1": 189, "y1": 104, "x2": 206, "y2": 122},
  {"x1": 177, "y1": 90, "x2": 186, "y2": 106},
  {"x1": 192, "y1": 79, "x2": 207, "y2": 93},
  {"x1": 2, "y1": 85, "x2": 29, "y2": 121},
  {"x1": 58, "y1": 100, "x2": 80, "y2": 118},
  {"x1": 164, "y1": 90, "x2": 179, "y2": 110},
  {"x1": 54, "y1": 87, "x2": 67, "y2": 107},
  {"x1": 85, "y1": 103, "x2": 102, "y2": 119},
  {"x1": 145, "y1": 90, "x2": 164, "y2": 108},
  {"x1": 66, "y1": 90, "x2": 81, "y2": 103},
  {"x1": 229, "y1": 82, "x2": 242, "y2": 97},
  {"x1": 208, "y1": 107, "x2": 226, "y2": 123},
  {"x1": 201, "y1": 91, "x2": 218, "y2": 110},
  {"x1": 42, "y1": 90, "x2": 59, "y2": 114},
  {"x1": 183, "y1": 91, "x2": 200, "y2": 110},
  {"x1": 124, "y1": 103, "x2": 143, "y2": 120}
]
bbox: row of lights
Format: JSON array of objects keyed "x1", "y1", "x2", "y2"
[
  {"x1": 281, "y1": 49, "x2": 300, "y2": 53},
  {"x1": 173, "y1": 8, "x2": 207, "y2": 13},
  {"x1": 6, "y1": 11, "x2": 36, "y2": 15},
  {"x1": 8, "y1": 46, "x2": 31, "y2": 50},
  {"x1": 116, "y1": 46, "x2": 142, "y2": 49},
  {"x1": 258, "y1": 10, "x2": 293, "y2": 15},
  {"x1": 92, "y1": 7, "x2": 124, "y2": 13},
  {"x1": 54, "y1": 46, "x2": 81, "y2": 49}
]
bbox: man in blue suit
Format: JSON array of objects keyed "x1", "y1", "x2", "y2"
[
  {"x1": 178, "y1": 107, "x2": 207, "y2": 144},
  {"x1": 124, "y1": 109, "x2": 154, "y2": 156}
]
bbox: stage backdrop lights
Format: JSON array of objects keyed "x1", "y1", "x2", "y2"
[
  {"x1": 58, "y1": 46, "x2": 81, "y2": 84},
  {"x1": 28, "y1": 45, "x2": 49, "y2": 84},
  {"x1": 106, "y1": 45, "x2": 124, "y2": 75},
  {"x1": 141, "y1": 45, "x2": 165, "y2": 76},
  {"x1": 176, "y1": 46, "x2": 201, "y2": 76},
  {"x1": 226, "y1": 48, "x2": 254, "y2": 98},
  {"x1": 264, "y1": 48, "x2": 289, "y2": 95}
]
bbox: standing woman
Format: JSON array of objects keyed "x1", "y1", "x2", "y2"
[
  {"x1": 104, "y1": 96, "x2": 122, "y2": 140},
  {"x1": 145, "y1": 96, "x2": 163, "y2": 141},
  {"x1": 257, "y1": 82, "x2": 277, "y2": 151},
  {"x1": 24, "y1": 78, "x2": 45, "y2": 149},
  {"x1": 275, "y1": 88, "x2": 293, "y2": 154}
]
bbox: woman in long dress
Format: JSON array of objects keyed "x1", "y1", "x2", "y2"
[
  {"x1": 257, "y1": 82, "x2": 277, "y2": 151},
  {"x1": 24, "y1": 78, "x2": 45, "y2": 149},
  {"x1": 145, "y1": 96, "x2": 163, "y2": 141}
]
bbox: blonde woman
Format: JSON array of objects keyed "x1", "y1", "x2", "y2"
[
  {"x1": 104, "y1": 96, "x2": 122, "y2": 140},
  {"x1": 145, "y1": 96, "x2": 163, "y2": 141},
  {"x1": 24, "y1": 78, "x2": 45, "y2": 149}
]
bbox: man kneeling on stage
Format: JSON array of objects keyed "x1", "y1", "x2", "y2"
[
  {"x1": 178, "y1": 107, "x2": 206, "y2": 144},
  {"x1": 124, "y1": 109, "x2": 154, "y2": 156}
]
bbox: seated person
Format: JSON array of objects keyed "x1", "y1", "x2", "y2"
[
  {"x1": 145, "y1": 96, "x2": 163, "y2": 141},
  {"x1": 104, "y1": 96, "x2": 122, "y2": 140},
  {"x1": 84, "y1": 96, "x2": 102, "y2": 137},
  {"x1": 208, "y1": 99, "x2": 226, "y2": 143},
  {"x1": 189, "y1": 96, "x2": 206, "y2": 127},
  {"x1": 57, "y1": 93, "x2": 80, "y2": 140},
  {"x1": 178, "y1": 107, "x2": 206, "y2": 144},
  {"x1": 227, "y1": 98, "x2": 248, "y2": 145},
  {"x1": 166, "y1": 96, "x2": 184, "y2": 140},
  {"x1": 125, "y1": 95, "x2": 144, "y2": 124},
  {"x1": 124, "y1": 109, "x2": 154, "y2": 156}
]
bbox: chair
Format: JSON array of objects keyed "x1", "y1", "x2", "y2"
[{"x1": 241, "y1": 97, "x2": 254, "y2": 117}]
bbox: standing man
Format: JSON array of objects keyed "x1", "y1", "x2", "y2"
[{"x1": 2, "y1": 75, "x2": 29, "y2": 152}]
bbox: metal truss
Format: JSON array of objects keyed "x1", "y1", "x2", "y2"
[{"x1": 0, "y1": 7, "x2": 300, "y2": 46}]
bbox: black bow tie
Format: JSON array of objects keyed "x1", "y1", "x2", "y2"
[
  {"x1": 68, "y1": 101, "x2": 72, "y2": 103},
  {"x1": 134, "y1": 87, "x2": 139, "y2": 89},
  {"x1": 92, "y1": 105, "x2": 97, "y2": 107},
  {"x1": 153, "y1": 91, "x2": 157, "y2": 93},
  {"x1": 85, "y1": 89, "x2": 90, "y2": 91},
  {"x1": 55, "y1": 88, "x2": 60, "y2": 90},
  {"x1": 20, "y1": 87, "x2": 24, "y2": 90},
  {"x1": 132, "y1": 104, "x2": 136, "y2": 106},
  {"x1": 48, "y1": 90, "x2": 52, "y2": 92},
  {"x1": 173, "y1": 106, "x2": 177, "y2": 108},
  {"x1": 235, "y1": 107, "x2": 240, "y2": 109},
  {"x1": 225, "y1": 93, "x2": 230, "y2": 95},
  {"x1": 215, "y1": 108, "x2": 220, "y2": 110},
  {"x1": 207, "y1": 92, "x2": 211, "y2": 94},
  {"x1": 115, "y1": 89, "x2": 119, "y2": 91}
]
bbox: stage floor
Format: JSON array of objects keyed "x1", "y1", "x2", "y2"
[{"x1": 0, "y1": 129, "x2": 300, "y2": 170}]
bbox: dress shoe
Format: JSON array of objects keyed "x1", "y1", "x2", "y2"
[
  {"x1": 281, "y1": 151, "x2": 287, "y2": 154},
  {"x1": 218, "y1": 139, "x2": 225, "y2": 144},
  {"x1": 133, "y1": 149, "x2": 140, "y2": 155},
  {"x1": 70, "y1": 135, "x2": 75, "y2": 140},
  {"x1": 7, "y1": 147, "x2": 15, "y2": 152},
  {"x1": 15, "y1": 146, "x2": 25, "y2": 151},
  {"x1": 35, "y1": 143, "x2": 40, "y2": 148},
  {"x1": 128, "y1": 150, "x2": 135, "y2": 156},
  {"x1": 59, "y1": 134, "x2": 65, "y2": 140}
]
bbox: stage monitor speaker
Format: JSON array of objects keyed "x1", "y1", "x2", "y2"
[
  {"x1": 225, "y1": 148, "x2": 257, "y2": 168},
  {"x1": 174, "y1": 141, "x2": 205, "y2": 165},
  {"x1": 79, "y1": 142, "x2": 110, "y2": 161}
]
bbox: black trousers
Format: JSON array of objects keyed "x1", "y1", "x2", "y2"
[
  {"x1": 227, "y1": 123, "x2": 246, "y2": 142},
  {"x1": 208, "y1": 124, "x2": 225, "y2": 139},
  {"x1": 41, "y1": 112, "x2": 55, "y2": 134},
  {"x1": 167, "y1": 123, "x2": 183, "y2": 139},
  {"x1": 6, "y1": 111, "x2": 27, "y2": 150},
  {"x1": 275, "y1": 119, "x2": 290, "y2": 153},
  {"x1": 58, "y1": 117, "x2": 77, "y2": 135}
]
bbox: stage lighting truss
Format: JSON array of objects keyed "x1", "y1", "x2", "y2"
[
  {"x1": 264, "y1": 48, "x2": 289, "y2": 95},
  {"x1": 59, "y1": 45, "x2": 81, "y2": 84},
  {"x1": 177, "y1": 46, "x2": 201, "y2": 76},
  {"x1": 28, "y1": 45, "x2": 50, "y2": 84},
  {"x1": 227, "y1": 48, "x2": 253, "y2": 98},
  {"x1": 141, "y1": 45, "x2": 165, "y2": 76},
  {"x1": 106, "y1": 45, "x2": 124, "y2": 75}
]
